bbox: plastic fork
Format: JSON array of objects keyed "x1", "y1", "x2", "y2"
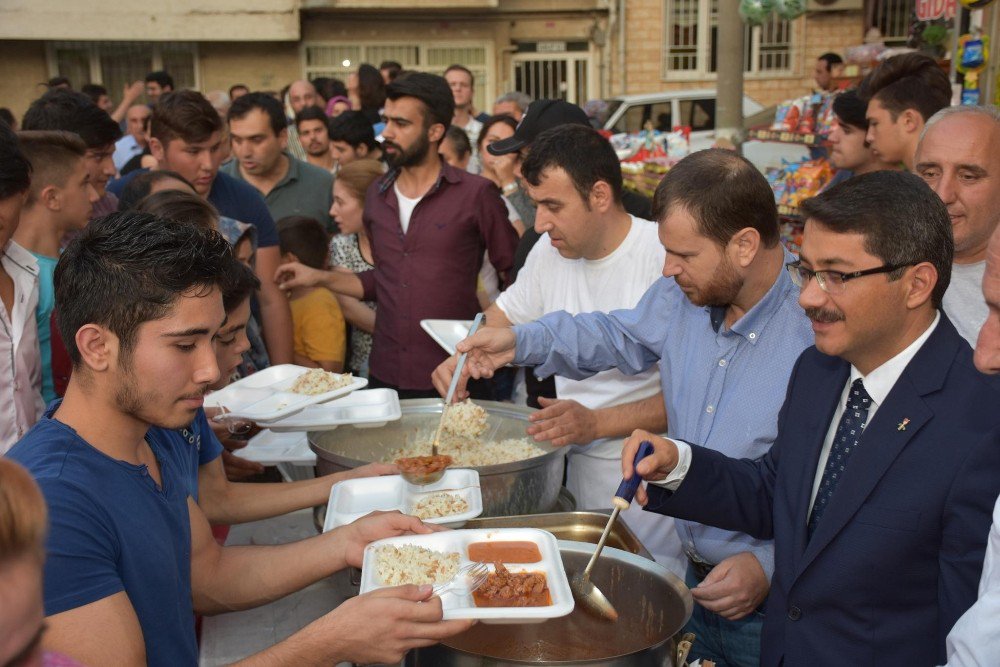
[{"x1": 432, "y1": 562, "x2": 490, "y2": 597}]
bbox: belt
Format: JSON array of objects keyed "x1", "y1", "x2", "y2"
[{"x1": 687, "y1": 556, "x2": 716, "y2": 580}]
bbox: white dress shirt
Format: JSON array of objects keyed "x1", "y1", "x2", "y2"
[
  {"x1": 657, "y1": 312, "x2": 941, "y2": 507},
  {"x1": 943, "y1": 493, "x2": 1000, "y2": 666},
  {"x1": 0, "y1": 239, "x2": 44, "y2": 453}
]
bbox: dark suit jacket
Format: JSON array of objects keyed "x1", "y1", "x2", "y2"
[{"x1": 646, "y1": 314, "x2": 1000, "y2": 666}]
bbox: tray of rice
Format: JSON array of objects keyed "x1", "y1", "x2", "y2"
[
  {"x1": 323, "y1": 469, "x2": 483, "y2": 530},
  {"x1": 360, "y1": 528, "x2": 574, "y2": 623},
  {"x1": 205, "y1": 364, "x2": 367, "y2": 423}
]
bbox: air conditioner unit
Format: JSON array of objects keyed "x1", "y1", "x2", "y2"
[{"x1": 808, "y1": 0, "x2": 863, "y2": 11}]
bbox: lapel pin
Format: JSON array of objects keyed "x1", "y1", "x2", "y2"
[{"x1": 897, "y1": 418, "x2": 910, "y2": 431}]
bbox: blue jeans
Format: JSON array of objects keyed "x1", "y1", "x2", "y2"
[{"x1": 683, "y1": 564, "x2": 764, "y2": 667}]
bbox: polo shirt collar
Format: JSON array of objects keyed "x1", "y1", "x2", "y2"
[
  {"x1": 273, "y1": 152, "x2": 299, "y2": 189},
  {"x1": 720, "y1": 248, "x2": 798, "y2": 345}
]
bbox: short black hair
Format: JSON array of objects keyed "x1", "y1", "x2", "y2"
[
  {"x1": 443, "y1": 126, "x2": 472, "y2": 160},
  {"x1": 277, "y1": 216, "x2": 329, "y2": 270},
  {"x1": 22, "y1": 89, "x2": 122, "y2": 149},
  {"x1": 295, "y1": 105, "x2": 328, "y2": 130},
  {"x1": 228, "y1": 84, "x2": 249, "y2": 98},
  {"x1": 477, "y1": 115, "x2": 518, "y2": 152},
  {"x1": 118, "y1": 170, "x2": 195, "y2": 211},
  {"x1": 145, "y1": 71, "x2": 175, "y2": 90},
  {"x1": 228, "y1": 92, "x2": 286, "y2": 137},
  {"x1": 386, "y1": 71, "x2": 454, "y2": 133},
  {"x1": 380, "y1": 61, "x2": 403, "y2": 81},
  {"x1": 80, "y1": 84, "x2": 109, "y2": 104},
  {"x1": 134, "y1": 189, "x2": 219, "y2": 232},
  {"x1": 0, "y1": 108, "x2": 14, "y2": 128},
  {"x1": 46, "y1": 77, "x2": 71, "y2": 89},
  {"x1": 150, "y1": 90, "x2": 221, "y2": 146},
  {"x1": 222, "y1": 260, "x2": 260, "y2": 313},
  {"x1": 521, "y1": 124, "x2": 623, "y2": 205},
  {"x1": 0, "y1": 123, "x2": 31, "y2": 200},
  {"x1": 832, "y1": 89, "x2": 869, "y2": 130},
  {"x1": 653, "y1": 148, "x2": 780, "y2": 248},
  {"x1": 818, "y1": 53, "x2": 843, "y2": 70},
  {"x1": 860, "y1": 52, "x2": 951, "y2": 122},
  {"x1": 54, "y1": 211, "x2": 233, "y2": 367},
  {"x1": 327, "y1": 111, "x2": 377, "y2": 150},
  {"x1": 800, "y1": 170, "x2": 952, "y2": 307}
]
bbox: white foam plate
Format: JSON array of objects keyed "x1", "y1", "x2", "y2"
[
  {"x1": 420, "y1": 319, "x2": 474, "y2": 356},
  {"x1": 235, "y1": 430, "x2": 316, "y2": 466},
  {"x1": 360, "y1": 527, "x2": 574, "y2": 624},
  {"x1": 204, "y1": 364, "x2": 367, "y2": 423},
  {"x1": 263, "y1": 388, "x2": 401, "y2": 431},
  {"x1": 323, "y1": 469, "x2": 483, "y2": 531}
]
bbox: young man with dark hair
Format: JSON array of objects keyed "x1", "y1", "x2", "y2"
[
  {"x1": 80, "y1": 84, "x2": 113, "y2": 115},
  {"x1": 8, "y1": 212, "x2": 471, "y2": 666},
  {"x1": 614, "y1": 171, "x2": 1000, "y2": 666},
  {"x1": 144, "y1": 70, "x2": 174, "y2": 105},
  {"x1": 813, "y1": 52, "x2": 843, "y2": 92},
  {"x1": 295, "y1": 105, "x2": 335, "y2": 172},
  {"x1": 13, "y1": 131, "x2": 99, "y2": 406},
  {"x1": 0, "y1": 122, "x2": 44, "y2": 453},
  {"x1": 328, "y1": 110, "x2": 382, "y2": 166},
  {"x1": 22, "y1": 89, "x2": 123, "y2": 218},
  {"x1": 380, "y1": 60, "x2": 403, "y2": 84},
  {"x1": 859, "y1": 52, "x2": 952, "y2": 170},
  {"x1": 107, "y1": 89, "x2": 293, "y2": 366},
  {"x1": 825, "y1": 89, "x2": 897, "y2": 187},
  {"x1": 223, "y1": 92, "x2": 334, "y2": 230},
  {"x1": 915, "y1": 105, "x2": 1000, "y2": 347},
  {"x1": 229, "y1": 83, "x2": 249, "y2": 100},
  {"x1": 434, "y1": 123, "x2": 683, "y2": 571},
  {"x1": 277, "y1": 71, "x2": 518, "y2": 397},
  {"x1": 440, "y1": 125, "x2": 472, "y2": 170},
  {"x1": 451, "y1": 148, "x2": 815, "y2": 667}
]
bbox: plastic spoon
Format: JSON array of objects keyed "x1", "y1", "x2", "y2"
[
  {"x1": 570, "y1": 440, "x2": 655, "y2": 621},
  {"x1": 400, "y1": 313, "x2": 484, "y2": 486}
]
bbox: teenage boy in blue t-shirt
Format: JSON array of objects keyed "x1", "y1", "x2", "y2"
[{"x1": 8, "y1": 212, "x2": 472, "y2": 667}]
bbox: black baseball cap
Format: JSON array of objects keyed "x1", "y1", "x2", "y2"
[{"x1": 487, "y1": 99, "x2": 590, "y2": 156}]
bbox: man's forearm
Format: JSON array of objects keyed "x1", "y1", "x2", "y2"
[
  {"x1": 233, "y1": 623, "x2": 340, "y2": 667},
  {"x1": 322, "y1": 270, "x2": 365, "y2": 299},
  {"x1": 193, "y1": 529, "x2": 347, "y2": 614},
  {"x1": 594, "y1": 393, "x2": 667, "y2": 440}
]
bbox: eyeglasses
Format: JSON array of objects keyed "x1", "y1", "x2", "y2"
[{"x1": 785, "y1": 260, "x2": 913, "y2": 295}]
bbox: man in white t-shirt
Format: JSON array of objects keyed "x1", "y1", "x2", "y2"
[
  {"x1": 432, "y1": 124, "x2": 684, "y2": 573},
  {"x1": 915, "y1": 105, "x2": 1000, "y2": 346}
]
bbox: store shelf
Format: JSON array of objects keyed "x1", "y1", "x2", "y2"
[{"x1": 748, "y1": 129, "x2": 828, "y2": 146}]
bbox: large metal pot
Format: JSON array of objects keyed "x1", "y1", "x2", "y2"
[
  {"x1": 310, "y1": 399, "x2": 567, "y2": 516},
  {"x1": 408, "y1": 540, "x2": 693, "y2": 666}
]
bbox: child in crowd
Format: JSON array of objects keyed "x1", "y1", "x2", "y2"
[
  {"x1": 13, "y1": 131, "x2": 99, "y2": 405},
  {"x1": 328, "y1": 159, "x2": 382, "y2": 377},
  {"x1": 277, "y1": 215, "x2": 346, "y2": 372}
]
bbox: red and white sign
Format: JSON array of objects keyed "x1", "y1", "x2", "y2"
[{"x1": 915, "y1": 0, "x2": 957, "y2": 21}]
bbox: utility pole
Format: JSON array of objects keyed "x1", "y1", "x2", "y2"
[{"x1": 716, "y1": 0, "x2": 746, "y2": 146}]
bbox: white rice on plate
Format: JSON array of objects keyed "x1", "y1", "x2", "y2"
[
  {"x1": 411, "y1": 492, "x2": 470, "y2": 519},
  {"x1": 289, "y1": 369, "x2": 353, "y2": 395},
  {"x1": 375, "y1": 544, "x2": 460, "y2": 586}
]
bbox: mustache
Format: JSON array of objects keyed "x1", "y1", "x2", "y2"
[
  {"x1": 805, "y1": 307, "x2": 845, "y2": 323},
  {"x1": 383, "y1": 141, "x2": 400, "y2": 152}
]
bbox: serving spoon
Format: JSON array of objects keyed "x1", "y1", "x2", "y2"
[
  {"x1": 399, "y1": 313, "x2": 484, "y2": 486},
  {"x1": 570, "y1": 440, "x2": 655, "y2": 621}
]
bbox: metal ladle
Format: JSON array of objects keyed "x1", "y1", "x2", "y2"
[
  {"x1": 400, "y1": 313, "x2": 485, "y2": 486},
  {"x1": 570, "y1": 440, "x2": 655, "y2": 621}
]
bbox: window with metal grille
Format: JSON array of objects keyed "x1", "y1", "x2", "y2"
[
  {"x1": 48, "y1": 41, "x2": 198, "y2": 100},
  {"x1": 663, "y1": 0, "x2": 795, "y2": 78},
  {"x1": 303, "y1": 42, "x2": 491, "y2": 112},
  {"x1": 871, "y1": 0, "x2": 912, "y2": 45}
]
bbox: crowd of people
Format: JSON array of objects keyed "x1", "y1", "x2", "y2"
[{"x1": 0, "y1": 50, "x2": 999, "y2": 667}]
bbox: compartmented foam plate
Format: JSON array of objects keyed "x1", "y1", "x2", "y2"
[
  {"x1": 360, "y1": 527, "x2": 574, "y2": 624},
  {"x1": 323, "y1": 469, "x2": 483, "y2": 530},
  {"x1": 205, "y1": 364, "x2": 367, "y2": 423},
  {"x1": 263, "y1": 388, "x2": 401, "y2": 431}
]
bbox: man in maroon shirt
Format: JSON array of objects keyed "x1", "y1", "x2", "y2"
[{"x1": 276, "y1": 72, "x2": 517, "y2": 396}]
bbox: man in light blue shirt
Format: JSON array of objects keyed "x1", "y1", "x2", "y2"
[
  {"x1": 112, "y1": 105, "x2": 150, "y2": 173},
  {"x1": 454, "y1": 149, "x2": 815, "y2": 667}
]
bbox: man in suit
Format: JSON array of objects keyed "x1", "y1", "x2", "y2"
[{"x1": 616, "y1": 171, "x2": 1000, "y2": 665}]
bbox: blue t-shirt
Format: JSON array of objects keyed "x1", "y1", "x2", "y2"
[
  {"x1": 106, "y1": 170, "x2": 278, "y2": 248},
  {"x1": 29, "y1": 252, "x2": 58, "y2": 404},
  {"x1": 7, "y1": 408, "x2": 199, "y2": 667},
  {"x1": 172, "y1": 408, "x2": 225, "y2": 501}
]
